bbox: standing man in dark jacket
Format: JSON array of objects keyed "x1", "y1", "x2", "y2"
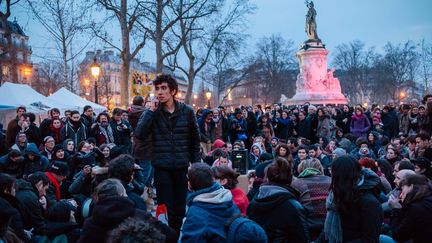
[
  {"x1": 60, "y1": 110, "x2": 88, "y2": 146},
  {"x1": 136, "y1": 74, "x2": 200, "y2": 234},
  {"x1": 80, "y1": 106, "x2": 95, "y2": 133},
  {"x1": 129, "y1": 96, "x2": 153, "y2": 187},
  {"x1": 5, "y1": 106, "x2": 26, "y2": 148}
]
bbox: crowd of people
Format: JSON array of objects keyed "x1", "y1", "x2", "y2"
[{"x1": 0, "y1": 73, "x2": 432, "y2": 243}]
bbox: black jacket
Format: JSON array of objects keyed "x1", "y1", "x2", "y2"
[
  {"x1": 15, "y1": 180, "x2": 46, "y2": 235},
  {"x1": 340, "y1": 169, "x2": 383, "y2": 243},
  {"x1": 391, "y1": 194, "x2": 432, "y2": 243},
  {"x1": 136, "y1": 101, "x2": 201, "y2": 169},
  {"x1": 247, "y1": 184, "x2": 309, "y2": 243},
  {"x1": 60, "y1": 121, "x2": 88, "y2": 147},
  {"x1": 79, "y1": 196, "x2": 176, "y2": 243},
  {"x1": 129, "y1": 105, "x2": 152, "y2": 160},
  {"x1": 0, "y1": 193, "x2": 28, "y2": 241}
]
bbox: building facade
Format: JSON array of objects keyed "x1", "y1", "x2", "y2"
[
  {"x1": 0, "y1": 19, "x2": 32, "y2": 84},
  {"x1": 78, "y1": 50, "x2": 188, "y2": 108}
]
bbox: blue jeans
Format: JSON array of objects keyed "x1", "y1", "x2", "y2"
[{"x1": 137, "y1": 159, "x2": 153, "y2": 187}]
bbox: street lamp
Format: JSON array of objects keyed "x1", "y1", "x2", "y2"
[
  {"x1": 205, "y1": 91, "x2": 212, "y2": 108},
  {"x1": 90, "y1": 58, "x2": 101, "y2": 104}
]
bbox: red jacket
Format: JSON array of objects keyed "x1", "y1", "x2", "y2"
[{"x1": 231, "y1": 187, "x2": 249, "y2": 215}]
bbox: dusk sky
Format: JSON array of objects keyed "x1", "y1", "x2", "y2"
[{"x1": 13, "y1": 0, "x2": 432, "y2": 65}]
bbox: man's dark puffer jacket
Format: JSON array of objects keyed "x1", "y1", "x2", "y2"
[{"x1": 136, "y1": 100, "x2": 200, "y2": 169}]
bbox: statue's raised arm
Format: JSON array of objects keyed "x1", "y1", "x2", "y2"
[{"x1": 305, "y1": 1, "x2": 319, "y2": 41}]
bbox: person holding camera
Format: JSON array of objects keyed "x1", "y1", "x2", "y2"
[{"x1": 110, "y1": 108, "x2": 132, "y2": 153}]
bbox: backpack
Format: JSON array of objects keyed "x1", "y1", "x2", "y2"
[{"x1": 225, "y1": 214, "x2": 267, "y2": 243}]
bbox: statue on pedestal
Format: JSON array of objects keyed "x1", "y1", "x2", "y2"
[{"x1": 305, "y1": 1, "x2": 320, "y2": 42}]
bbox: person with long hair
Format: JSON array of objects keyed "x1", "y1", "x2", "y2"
[
  {"x1": 247, "y1": 157, "x2": 309, "y2": 242},
  {"x1": 350, "y1": 107, "x2": 371, "y2": 139},
  {"x1": 388, "y1": 174, "x2": 432, "y2": 243},
  {"x1": 323, "y1": 155, "x2": 382, "y2": 242}
]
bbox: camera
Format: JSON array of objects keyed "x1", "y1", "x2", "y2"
[{"x1": 231, "y1": 149, "x2": 248, "y2": 175}]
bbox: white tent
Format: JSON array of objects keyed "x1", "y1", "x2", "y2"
[
  {"x1": 0, "y1": 82, "x2": 61, "y2": 125},
  {"x1": 47, "y1": 87, "x2": 107, "y2": 114}
]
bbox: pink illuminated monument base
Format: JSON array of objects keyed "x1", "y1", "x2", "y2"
[{"x1": 286, "y1": 41, "x2": 347, "y2": 105}]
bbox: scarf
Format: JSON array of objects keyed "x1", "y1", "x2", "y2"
[
  {"x1": 49, "y1": 124, "x2": 63, "y2": 143},
  {"x1": 324, "y1": 191, "x2": 342, "y2": 243},
  {"x1": 99, "y1": 123, "x2": 115, "y2": 144},
  {"x1": 45, "y1": 172, "x2": 61, "y2": 201},
  {"x1": 279, "y1": 118, "x2": 290, "y2": 126},
  {"x1": 298, "y1": 168, "x2": 321, "y2": 178}
]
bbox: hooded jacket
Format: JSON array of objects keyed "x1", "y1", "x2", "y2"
[
  {"x1": 249, "y1": 143, "x2": 264, "y2": 169},
  {"x1": 15, "y1": 179, "x2": 46, "y2": 235},
  {"x1": 350, "y1": 113, "x2": 371, "y2": 138},
  {"x1": 59, "y1": 121, "x2": 88, "y2": 147},
  {"x1": 0, "y1": 153, "x2": 25, "y2": 178},
  {"x1": 247, "y1": 184, "x2": 309, "y2": 243},
  {"x1": 180, "y1": 182, "x2": 240, "y2": 242},
  {"x1": 197, "y1": 109, "x2": 215, "y2": 143},
  {"x1": 22, "y1": 143, "x2": 49, "y2": 177}
]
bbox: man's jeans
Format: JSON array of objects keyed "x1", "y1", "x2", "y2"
[{"x1": 137, "y1": 159, "x2": 153, "y2": 187}]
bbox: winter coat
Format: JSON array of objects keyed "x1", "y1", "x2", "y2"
[
  {"x1": 339, "y1": 169, "x2": 383, "y2": 242},
  {"x1": 24, "y1": 123, "x2": 42, "y2": 146},
  {"x1": 180, "y1": 182, "x2": 240, "y2": 242},
  {"x1": 391, "y1": 194, "x2": 432, "y2": 243},
  {"x1": 59, "y1": 121, "x2": 88, "y2": 147},
  {"x1": 231, "y1": 187, "x2": 249, "y2": 216},
  {"x1": 297, "y1": 118, "x2": 313, "y2": 140},
  {"x1": 291, "y1": 171, "x2": 331, "y2": 233},
  {"x1": 15, "y1": 179, "x2": 46, "y2": 235},
  {"x1": 110, "y1": 119, "x2": 132, "y2": 148},
  {"x1": 335, "y1": 112, "x2": 352, "y2": 134},
  {"x1": 22, "y1": 143, "x2": 49, "y2": 178},
  {"x1": 39, "y1": 118, "x2": 52, "y2": 140},
  {"x1": 382, "y1": 111, "x2": 399, "y2": 138},
  {"x1": 317, "y1": 115, "x2": 333, "y2": 140},
  {"x1": 229, "y1": 117, "x2": 248, "y2": 143},
  {"x1": 129, "y1": 105, "x2": 152, "y2": 160},
  {"x1": 247, "y1": 184, "x2": 309, "y2": 243},
  {"x1": 197, "y1": 109, "x2": 215, "y2": 143},
  {"x1": 80, "y1": 114, "x2": 95, "y2": 134},
  {"x1": 0, "y1": 193, "x2": 28, "y2": 241},
  {"x1": 275, "y1": 118, "x2": 294, "y2": 141},
  {"x1": 0, "y1": 153, "x2": 25, "y2": 178},
  {"x1": 350, "y1": 114, "x2": 371, "y2": 138},
  {"x1": 135, "y1": 101, "x2": 201, "y2": 169},
  {"x1": 5, "y1": 117, "x2": 19, "y2": 147}
]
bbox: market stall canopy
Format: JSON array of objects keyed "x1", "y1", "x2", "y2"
[{"x1": 47, "y1": 87, "x2": 107, "y2": 114}]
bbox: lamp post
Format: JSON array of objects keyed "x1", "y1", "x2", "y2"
[
  {"x1": 205, "y1": 91, "x2": 212, "y2": 108},
  {"x1": 90, "y1": 58, "x2": 101, "y2": 104}
]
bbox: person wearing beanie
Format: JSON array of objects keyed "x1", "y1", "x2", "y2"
[
  {"x1": 41, "y1": 136, "x2": 56, "y2": 161},
  {"x1": 332, "y1": 147, "x2": 347, "y2": 159}
]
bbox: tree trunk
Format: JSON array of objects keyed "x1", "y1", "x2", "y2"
[{"x1": 119, "y1": 0, "x2": 130, "y2": 107}]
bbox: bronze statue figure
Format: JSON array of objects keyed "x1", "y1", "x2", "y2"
[{"x1": 305, "y1": 1, "x2": 319, "y2": 41}]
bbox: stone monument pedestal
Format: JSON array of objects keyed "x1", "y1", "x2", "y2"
[{"x1": 286, "y1": 41, "x2": 347, "y2": 105}]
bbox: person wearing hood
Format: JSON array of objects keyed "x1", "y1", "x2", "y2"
[
  {"x1": 22, "y1": 143, "x2": 49, "y2": 178},
  {"x1": 212, "y1": 108, "x2": 225, "y2": 141},
  {"x1": 247, "y1": 157, "x2": 309, "y2": 243},
  {"x1": 249, "y1": 143, "x2": 264, "y2": 169},
  {"x1": 60, "y1": 110, "x2": 88, "y2": 147},
  {"x1": 198, "y1": 109, "x2": 215, "y2": 156},
  {"x1": 62, "y1": 139, "x2": 75, "y2": 162},
  {"x1": 11, "y1": 131, "x2": 30, "y2": 153},
  {"x1": 291, "y1": 158, "x2": 331, "y2": 239},
  {"x1": 322, "y1": 155, "x2": 383, "y2": 243},
  {"x1": 350, "y1": 107, "x2": 371, "y2": 139},
  {"x1": 179, "y1": 163, "x2": 240, "y2": 242},
  {"x1": 0, "y1": 150, "x2": 25, "y2": 177},
  {"x1": 91, "y1": 112, "x2": 115, "y2": 146}
]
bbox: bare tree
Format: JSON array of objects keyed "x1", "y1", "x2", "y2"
[
  {"x1": 26, "y1": 0, "x2": 92, "y2": 91},
  {"x1": 248, "y1": 34, "x2": 297, "y2": 105},
  {"x1": 381, "y1": 41, "x2": 419, "y2": 100},
  {"x1": 169, "y1": 0, "x2": 253, "y2": 104},
  {"x1": 0, "y1": 0, "x2": 20, "y2": 83},
  {"x1": 32, "y1": 62, "x2": 63, "y2": 95},
  {"x1": 93, "y1": 0, "x2": 149, "y2": 107},
  {"x1": 419, "y1": 39, "x2": 432, "y2": 94},
  {"x1": 332, "y1": 40, "x2": 378, "y2": 104}
]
